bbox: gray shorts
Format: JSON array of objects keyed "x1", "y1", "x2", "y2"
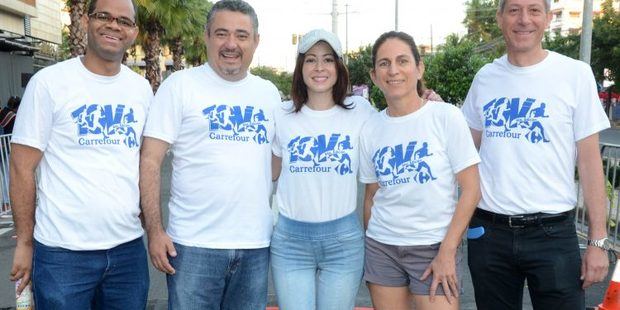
[{"x1": 363, "y1": 237, "x2": 463, "y2": 296}]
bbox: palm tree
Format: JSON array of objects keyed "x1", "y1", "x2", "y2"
[
  {"x1": 65, "y1": 0, "x2": 87, "y2": 57},
  {"x1": 163, "y1": 0, "x2": 210, "y2": 72},
  {"x1": 136, "y1": 0, "x2": 210, "y2": 91}
]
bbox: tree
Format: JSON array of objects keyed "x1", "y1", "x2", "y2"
[
  {"x1": 250, "y1": 66, "x2": 293, "y2": 98},
  {"x1": 543, "y1": 31, "x2": 580, "y2": 60},
  {"x1": 346, "y1": 45, "x2": 373, "y2": 87},
  {"x1": 136, "y1": 0, "x2": 212, "y2": 91},
  {"x1": 346, "y1": 45, "x2": 388, "y2": 110},
  {"x1": 65, "y1": 0, "x2": 87, "y2": 57},
  {"x1": 424, "y1": 34, "x2": 492, "y2": 105},
  {"x1": 161, "y1": 0, "x2": 211, "y2": 72},
  {"x1": 463, "y1": 0, "x2": 501, "y2": 44},
  {"x1": 592, "y1": 0, "x2": 620, "y2": 87}
]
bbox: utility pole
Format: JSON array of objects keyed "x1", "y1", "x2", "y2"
[
  {"x1": 395, "y1": 0, "x2": 399, "y2": 31},
  {"x1": 345, "y1": 3, "x2": 349, "y2": 64},
  {"x1": 579, "y1": 0, "x2": 593, "y2": 64},
  {"x1": 332, "y1": 0, "x2": 338, "y2": 34},
  {"x1": 430, "y1": 24, "x2": 433, "y2": 55}
]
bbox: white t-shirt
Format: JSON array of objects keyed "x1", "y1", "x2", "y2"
[
  {"x1": 12, "y1": 57, "x2": 152, "y2": 250},
  {"x1": 462, "y1": 51, "x2": 610, "y2": 215},
  {"x1": 273, "y1": 96, "x2": 376, "y2": 222},
  {"x1": 359, "y1": 102, "x2": 480, "y2": 246},
  {"x1": 143, "y1": 63, "x2": 280, "y2": 249}
]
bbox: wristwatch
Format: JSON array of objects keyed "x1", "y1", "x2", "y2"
[{"x1": 587, "y1": 237, "x2": 612, "y2": 251}]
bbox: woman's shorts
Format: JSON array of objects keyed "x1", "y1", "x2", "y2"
[{"x1": 363, "y1": 236, "x2": 463, "y2": 296}]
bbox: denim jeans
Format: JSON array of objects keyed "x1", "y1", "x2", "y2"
[
  {"x1": 167, "y1": 244, "x2": 269, "y2": 310},
  {"x1": 32, "y1": 237, "x2": 149, "y2": 310},
  {"x1": 467, "y1": 211, "x2": 584, "y2": 310},
  {"x1": 270, "y1": 212, "x2": 365, "y2": 310}
]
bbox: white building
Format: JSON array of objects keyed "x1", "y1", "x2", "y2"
[{"x1": 549, "y1": 0, "x2": 619, "y2": 36}]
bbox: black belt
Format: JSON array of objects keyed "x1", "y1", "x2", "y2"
[{"x1": 474, "y1": 208, "x2": 573, "y2": 228}]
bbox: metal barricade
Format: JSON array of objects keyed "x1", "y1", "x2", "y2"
[
  {"x1": 0, "y1": 134, "x2": 11, "y2": 222},
  {"x1": 576, "y1": 143, "x2": 620, "y2": 252}
]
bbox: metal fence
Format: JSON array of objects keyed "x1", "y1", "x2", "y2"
[
  {"x1": 0, "y1": 134, "x2": 11, "y2": 223},
  {"x1": 575, "y1": 143, "x2": 620, "y2": 253}
]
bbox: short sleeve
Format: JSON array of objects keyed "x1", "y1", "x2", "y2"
[
  {"x1": 272, "y1": 112, "x2": 282, "y2": 157},
  {"x1": 461, "y1": 75, "x2": 484, "y2": 131},
  {"x1": 143, "y1": 73, "x2": 184, "y2": 144},
  {"x1": 445, "y1": 106, "x2": 481, "y2": 174},
  {"x1": 358, "y1": 121, "x2": 378, "y2": 184},
  {"x1": 11, "y1": 75, "x2": 54, "y2": 151},
  {"x1": 573, "y1": 63, "x2": 610, "y2": 141}
]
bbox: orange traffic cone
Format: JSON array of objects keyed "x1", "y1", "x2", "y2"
[{"x1": 599, "y1": 260, "x2": 620, "y2": 310}]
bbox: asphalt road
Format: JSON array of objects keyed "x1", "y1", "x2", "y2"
[{"x1": 2, "y1": 127, "x2": 620, "y2": 309}]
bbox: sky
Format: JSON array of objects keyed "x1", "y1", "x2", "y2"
[{"x1": 247, "y1": 0, "x2": 469, "y2": 72}]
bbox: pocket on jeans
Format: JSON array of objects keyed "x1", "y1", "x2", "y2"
[{"x1": 542, "y1": 220, "x2": 576, "y2": 239}]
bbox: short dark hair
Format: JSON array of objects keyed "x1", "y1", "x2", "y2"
[
  {"x1": 206, "y1": 0, "x2": 258, "y2": 35},
  {"x1": 290, "y1": 44, "x2": 351, "y2": 113},
  {"x1": 87, "y1": 0, "x2": 138, "y2": 21},
  {"x1": 371, "y1": 31, "x2": 425, "y2": 97},
  {"x1": 7, "y1": 96, "x2": 20, "y2": 110}
]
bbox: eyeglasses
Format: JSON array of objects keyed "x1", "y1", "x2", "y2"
[{"x1": 88, "y1": 12, "x2": 136, "y2": 29}]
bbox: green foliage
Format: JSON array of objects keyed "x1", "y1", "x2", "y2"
[
  {"x1": 592, "y1": 0, "x2": 620, "y2": 85},
  {"x1": 463, "y1": 0, "x2": 501, "y2": 44},
  {"x1": 346, "y1": 45, "x2": 373, "y2": 87},
  {"x1": 424, "y1": 35, "x2": 492, "y2": 105},
  {"x1": 369, "y1": 85, "x2": 386, "y2": 111},
  {"x1": 250, "y1": 66, "x2": 292, "y2": 98},
  {"x1": 543, "y1": 31, "x2": 580, "y2": 60}
]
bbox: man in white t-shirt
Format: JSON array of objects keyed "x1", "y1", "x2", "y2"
[
  {"x1": 461, "y1": 0, "x2": 610, "y2": 308},
  {"x1": 139, "y1": 0, "x2": 280, "y2": 308},
  {"x1": 9, "y1": 0, "x2": 152, "y2": 308}
]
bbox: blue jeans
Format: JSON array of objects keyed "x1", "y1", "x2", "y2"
[
  {"x1": 167, "y1": 243, "x2": 269, "y2": 310},
  {"x1": 32, "y1": 237, "x2": 149, "y2": 309},
  {"x1": 270, "y1": 212, "x2": 365, "y2": 310},
  {"x1": 467, "y1": 211, "x2": 584, "y2": 310}
]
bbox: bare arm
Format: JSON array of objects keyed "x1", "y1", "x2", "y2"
[
  {"x1": 577, "y1": 133, "x2": 609, "y2": 288},
  {"x1": 363, "y1": 183, "x2": 379, "y2": 231},
  {"x1": 139, "y1": 137, "x2": 176, "y2": 274},
  {"x1": 470, "y1": 129, "x2": 482, "y2": 150},
  {"x1": 422, "y1": 164, "x2": 481, "y2": 303},
  {"x1": 9, "y1": 144, "x2": 43, "y2": 294},
  {"x1": 272, "y1": 154, "x2": 282, "y2": 182}
]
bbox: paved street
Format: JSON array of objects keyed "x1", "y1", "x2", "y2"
[{"x1": 2, "y1": 127, "x2": 620, "y2": 309}]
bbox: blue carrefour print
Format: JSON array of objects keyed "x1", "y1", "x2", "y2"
[
  {"x1": 372, "y1": 141, "x2": 436, "y2": 187},
  {"x1": 71, "y1": 104, "x2": 139, "y2": 148},
  {"x1": 202, "y1": 105, "x2": 269, "y2": 144},
  {"x1": 483, "y1": 97, "x2": 550, "y2": 143},
  {"x1": 287, "y1": 134, "x2": 353, "y2": 175}
]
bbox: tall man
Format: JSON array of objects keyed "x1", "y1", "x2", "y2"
[
  {"x1": 9, "y1": 0, "x2": 152, "y2": 308},
  {"x1": 462, "y1": 0, "x2": 610, "y2": 308},
  {"x1": 139, "y1": 0, "x2": 281, "y2": 308}
]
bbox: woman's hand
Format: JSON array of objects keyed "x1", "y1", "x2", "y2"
[{"x1": 420, "y1": 247, "x2": 459, "y2": 304}]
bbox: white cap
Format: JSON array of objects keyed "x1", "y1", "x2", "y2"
[{"x1": 297, "y1": 29, "x2": 343, "y2": 58}]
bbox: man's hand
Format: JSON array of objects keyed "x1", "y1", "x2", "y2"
[
  {"x1": 581, "y1": 246, "x2": 609, "y2": 288},
  {"x1": 10, "y1": 241, "x2": 33, "y2": 295},
  {"x1": 147, "y1": 230, "x2": 177, "y2": 275},
  {"x1": 422, "y1": 89, "x2": 443, "y2": 102}
]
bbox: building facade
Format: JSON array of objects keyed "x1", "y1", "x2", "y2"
[{"x1": 0, "y1": 0, "x2": 62, "y2": 100}]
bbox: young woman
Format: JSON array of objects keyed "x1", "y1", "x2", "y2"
[
  {"x1": 359, "y1": 31, "x2": 481, "y2": 310},
  {"x1": 270, "y1": 29, "x2": 376, "y2": 310}
]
